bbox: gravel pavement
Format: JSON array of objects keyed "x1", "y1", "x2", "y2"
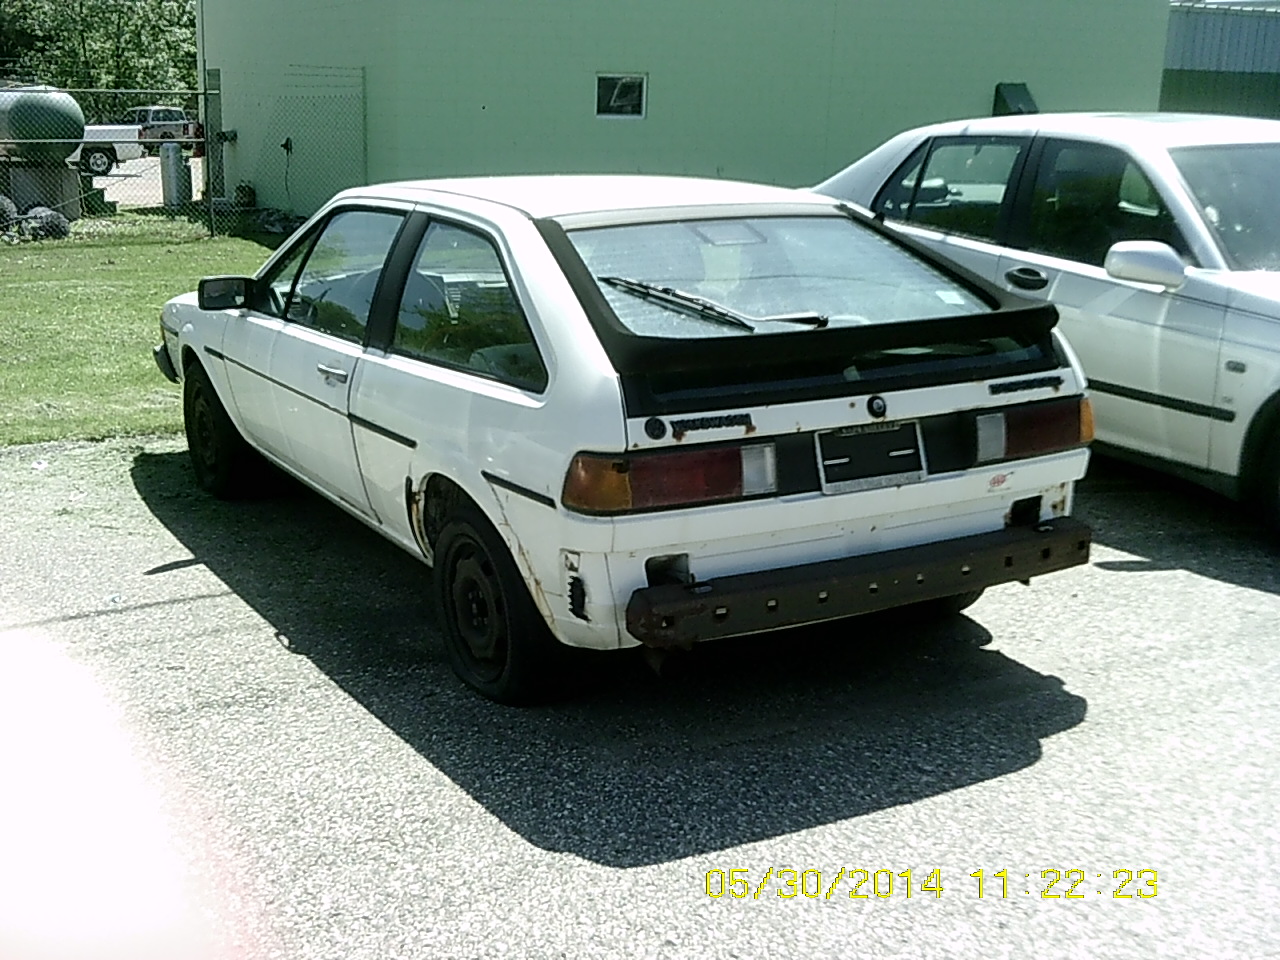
[
  {"x1": 1, "y1": 437, "x2": 1276, "y2": 959},
  {"x1": 87, "y1": 155, "x2": 205, "y2": 208}
]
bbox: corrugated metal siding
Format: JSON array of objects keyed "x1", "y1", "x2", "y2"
[
  {"x1": 1161, "y1": 68, "x2": 1280, "y2": 115},
  {"x1": 1167, "y1": 3, "x2": 1280, "y2": 73}
]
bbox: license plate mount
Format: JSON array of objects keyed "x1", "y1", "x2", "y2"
[{"x1": 815, "y1": 419, "x2": 927, "y2": 494}]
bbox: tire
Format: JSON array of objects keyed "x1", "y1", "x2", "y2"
[
  {"x1": 153, "y1": 132, "x2": 176, "y2": 155},
  {"x1": 899, "y1": 588, "x2": 985, "y2": 622},
  {"x1": 80, "y1": 147, "x2": 115, "y2": 175},
  {"x1": 183, "y1": 363, "x2": 251, "y2": 498},
  {"x1": 20, "y1": 206, "x2": 70, "y2": 240},
  {"x1": 434, "y1": 505, "x2": 561, "y2": 704},
  {"x1": 1258, "y1": 427, "x2": 1280, "y2": 536}
]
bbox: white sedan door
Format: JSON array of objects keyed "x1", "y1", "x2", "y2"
[
  {"x1": 220, "y1": 233, "x2": 322, "y2": 464},
  {"x1": 266, "y1": 208, "x2": 408, "y2": 519},
  {"x1": 997, "y1": 140, "x2": 1227, "y2": 468}
]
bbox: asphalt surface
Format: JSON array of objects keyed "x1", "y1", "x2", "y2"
[{"x1": 1, "y1": 437, "x2": 1277, "y2": 959}]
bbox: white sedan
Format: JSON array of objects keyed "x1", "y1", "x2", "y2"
[
  {"x1": 817, "y1": 113, "x2": 1280, "y2": 532},
  {"x1": 155, "y1": 175, "x2": 1093, "y2": 703}
]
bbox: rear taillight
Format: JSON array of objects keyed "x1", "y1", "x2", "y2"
[
  {"x1": 976, "y1": 397, "x2": 1093, "y2": 464},
  {"x1": 563, "y1": 444, "x2": 777, "y2": 514}
]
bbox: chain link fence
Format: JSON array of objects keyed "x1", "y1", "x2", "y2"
[{"x1": 0, "y1": 82, "x2": 284, "y2": 243}]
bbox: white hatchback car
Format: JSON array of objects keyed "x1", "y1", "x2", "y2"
[
  {"x1": 155, "y1": 175, "x2": 1093, "y2": 702},
  {"x1": 816, "y1": 113, "x2": 1280, "y2": 531}
]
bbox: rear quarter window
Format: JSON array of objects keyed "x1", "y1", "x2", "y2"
[{"x1": 391, "y1": 221, "x2": 548, "y2": 391}]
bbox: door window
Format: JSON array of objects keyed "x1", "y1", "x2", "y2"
[
  {"x1": 392, "y1": 221, "x2": 547, "y2": 391},
  {"x1": 875, "y1": 138, "x2": 1025, "y2": 242},
  {"x1": 1025, "y1": 141, "x2": 1189, "y2": 267},
  {"x1": 282, "y1": 209, "x2": 405, "y2": 343},
  {"x1": 253, "y1": 230, "x2": 319, "y2": 318}
]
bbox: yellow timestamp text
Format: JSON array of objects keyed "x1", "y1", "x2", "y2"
[
  {"x1": 703, "y1": 868, "x2": 1158, "y2": 900},
  {"x1": 971, "y1": 869, "x2": 1158, "y2": 899}
]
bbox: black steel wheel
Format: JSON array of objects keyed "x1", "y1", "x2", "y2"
[
  {"x1": 183, "y1": 363, "x2": 251, "y2": 498},
  {"x1": 434, "y1": 506, "x2": 559, "y2": 704}
]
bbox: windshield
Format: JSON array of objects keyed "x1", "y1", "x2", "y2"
[
  {"x1": 1171, "y1": 143, "x2": 1280, "y2": 270},
  {"x1": 566, "y1": 216, "x2": 990, "y2": 337}
]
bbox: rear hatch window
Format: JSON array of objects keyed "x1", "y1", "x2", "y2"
[
  {"x1": 541, "y1": 211, "x2": 1062, "y2": 416},
  {"x1": 569, "y1": 216, "x2": 990, "y2": 335}
]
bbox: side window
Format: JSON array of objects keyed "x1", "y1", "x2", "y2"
[
  {"x1": 285, "y1": 209, "x2": 405, "y2": 343},
  {"x1": 1026, "y1": 141, "x2": 1190, "y2": 267},
  {"x1": 253, "y1": 229, "x2": 319, "y2": 319},
  {"x1": 392, "y1": 221, "x2": 548, "y2": 391},
  {"x1": 874, "y1": 143, "x2": 927, "y2": 218},
  {"x1": 876, "y1": 138, "x2": 1025, "y2": 242}
]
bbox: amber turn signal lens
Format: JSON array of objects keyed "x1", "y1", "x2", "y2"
[
  {"x1": 562, "y1": 444, "x2": 778, "y2": 515},
  {"x1": 1079, "y1": 396, "x2": 1095, "y2": 445},
  {"x1": 562, "y1": 454, "x2": 633, "y2": 513}
]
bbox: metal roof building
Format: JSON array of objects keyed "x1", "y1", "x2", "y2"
[{"x1": 1163, "y1": 1, "x2": 1280, "y2": 115}]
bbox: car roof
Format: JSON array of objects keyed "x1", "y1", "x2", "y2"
[
  {"x1": 332, "y1": 175, "x2": 832, "y2": 220},
  {"x1": 901, "y1": 112, "x2": 1280, "y2": 149}
]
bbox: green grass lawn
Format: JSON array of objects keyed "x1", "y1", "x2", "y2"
[{"x1": 0, "y1": 219, "x2": 270, "y2": 445}]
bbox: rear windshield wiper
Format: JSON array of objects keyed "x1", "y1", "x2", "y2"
[{"x1": 597, "y1": 275, "x2": 829, "y2": 331}]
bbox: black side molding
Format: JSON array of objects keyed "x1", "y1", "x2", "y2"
[
  {"x1": 1090, "y1": 380, "x2": 1235, "y2": 423},
  {"x1": 482, "y1": 471, "x2": 556, "y2": 509},
  {"x1": 350, "y1": 414, "x2": 417, "y2": 449}
]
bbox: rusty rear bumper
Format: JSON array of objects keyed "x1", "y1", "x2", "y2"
[{"x1": 625, "y1": 517, "x2": 1091, "y2": 647}]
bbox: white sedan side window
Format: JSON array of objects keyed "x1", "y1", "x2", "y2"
[
  {"x1": 1026, "y1": 142, "x2": 1188, "y2": 267},
  {"x1": 877, "y1": 138, "x2": 1025, "y2": 242}
]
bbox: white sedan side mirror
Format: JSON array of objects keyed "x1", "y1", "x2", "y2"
[{"x1": 1104, "y1": 241, "x2": 1186, "y2": 290}]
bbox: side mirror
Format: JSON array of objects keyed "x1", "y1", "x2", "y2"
[
  {"x1": 198, "y1": 275, "x2": 254, "y2": 310},
  {"x1": 1104, "y1": 241, "x2": 1186, "y2": 290}
]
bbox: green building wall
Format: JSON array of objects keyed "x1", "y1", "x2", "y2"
[{"x1": 197, "y1": 0, "x2": 1170, "y2": 213}]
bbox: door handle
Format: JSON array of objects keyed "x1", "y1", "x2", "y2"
[
  {"x1": 316, "y1": 363, "x2": 349, "y2": 383},
  {"x1": 1005, "y1": 266, "x2": 1049, "y2": 291}
]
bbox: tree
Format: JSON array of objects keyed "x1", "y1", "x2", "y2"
[
  {"x1": 0, "y1": 0, "x2": 196, "y2": 117},
  {"x1": 0, "y1": 8, "x2": 40, "y2": 74}
]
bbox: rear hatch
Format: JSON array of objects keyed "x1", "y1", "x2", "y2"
[{"x1": 541, "y1": 205, "x2": 1085, "y2": 512}]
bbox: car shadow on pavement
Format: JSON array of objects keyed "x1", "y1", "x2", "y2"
[
  {"x1": 132, "y1": 450, "x2": 1086, "y2": 868},
  {"x1": 1075, "y1": 453, "x2": 1280, "y2": 593}
]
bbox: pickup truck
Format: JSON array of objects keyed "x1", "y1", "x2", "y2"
[
  {"x1": 67, "y1": 124, "x2": 145, "y2": 175},
  {"x1": 120, "y1": 105, "x2": 196, "y2": 149}
]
